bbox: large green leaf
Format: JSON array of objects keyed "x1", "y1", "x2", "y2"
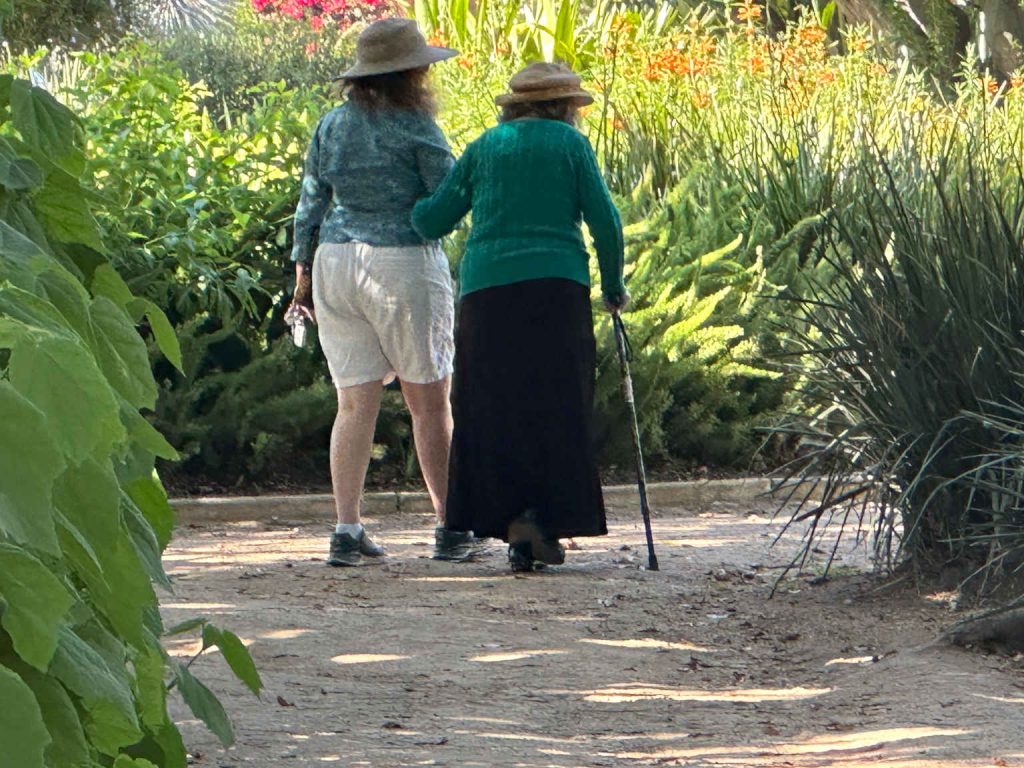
[
  {"x1": 122, "y1": 494, "x2": 172, "y2": 590},
  {"x1": 0, "y1": 543, "x2": 73, "y2": 670},
  {"x1": 164, "y1": 617, "x2": 207, "y2": 637},
  {"x1": 91, "y1": 263, "x2": 135, "y2": 308},
  {"x1": 36, "y1": 266, "x2": 95, "y2": 343},
  {"x1": 114, "y1": 755, "x2": 159, "y2": 768},
  {"x1": 90, "y1": 296, "x2": 158, "y2": 410},
  {"x1": 0, "y1": 194, "x2": 52, "y2": 253},
  {"x1": 0, "y1": 381, "x2": 63, "y2": 554},
  {"x1": 19, "y1": 666, "x2": 90, "y2": 767},
  {"x1": 3, "y1": 321, "x2": 124, "y2": 462},
  {"x1": 124, "y1": 472, "x2": 176, "y2": 550},
  {"x1": 132, "y1": 642, "x2": 167, "y2": 729},
  {"x1": 10, "y1": 79, "x2": 84, "y2": 175},
  {"x1": 50, "y1": 626, "x2": 142, "y2": 756},
  {"x1": 0, "y1": 664, "x2": 49, "y2": 768},
  {"x1": 0, "y1": 281, "x2": 76, "y2": 335},
  {"x1": 125, "y1": 716, "x2": 187, "y2": 768},
  {"x1": 129, "y1": 296, "x2": 183, "y2": 372},
  {"x1": 120, "y1": 399, "x2": 178, "y2": 461},
  {"x1": 0, "y1": 218, "x2": 47, "y2": 265},
  {"x1": 33, "y1": 167, "x2": 104, "y2": 251},
  {"x1": 173, "y1": 662, "x2": 234, "y2": 747},
  {"x1": 54, "y1": 458, "x2": 121, "y2": 559},
  {"x1": 53, "y1": 516, "x2": 155, "y2": 650},
  {"x1": 202, "y1": 624, "x2": 263, "y2": 696},
  {"x1": 0, "y1": 156, "x2": 42, "y2": 191}
]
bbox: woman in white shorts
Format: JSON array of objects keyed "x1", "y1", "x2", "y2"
[{"x1": 286, "y1": 18, "x2": 479, "y2": 566}]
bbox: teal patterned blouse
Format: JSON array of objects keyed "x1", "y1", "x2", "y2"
[{"x1": 290, "y1": 102, "x2": 454, "y2": 263}]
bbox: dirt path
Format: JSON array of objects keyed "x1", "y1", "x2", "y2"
[{"x1": 163, "y1": 498, "x2": 1024, "y2": 767}]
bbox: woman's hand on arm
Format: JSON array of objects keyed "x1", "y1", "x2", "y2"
[{"x1": 412, "y1": 143, "x2": 474, "y2": 241}]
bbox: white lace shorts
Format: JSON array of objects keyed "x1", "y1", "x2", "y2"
[{"x1": 312, "y1": 241, "x2": 455, "y2": 389}]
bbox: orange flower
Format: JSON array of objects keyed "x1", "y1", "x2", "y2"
[
  {"x1": 610, "y1": 12, "x2": 635, "y2": 35},
  {"x1": 982, "y1": 75, "x2": 999, "y2": 96},
  {"x1": 692, "y1": 91, "x2": 711, "y2": 108},
  {"x1": 850, "y1": 37, "x2": 870, "y2": 53},
  {"x1": 696, "y1": 36, "x2": 717, "y2": 56},
  {"x1": 797, "y1": 26, "x2": 827, "y2": 45},
  {"x1": 643, "y1": 48, "x2": 709, "y2": 80},
  {"x1": 1012, "y1": 75, "x2": 1024, "y2": 90},
  {"x1": 746, "y1": 54, "x2": 766, "y2": 74},
  {"x1": 736, "y1": 1, "x2": 763, "y2": 22},
  {"x1": 818, "y1": 69, "x2": 836, "y2": 83},
  {"x1": 427, "y1": 34, "x2": 448, "y2": 47}
]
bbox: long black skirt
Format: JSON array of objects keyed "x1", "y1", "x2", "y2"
[{"x1": 445, "y1": 278, "x2": 607, "y2": 541}]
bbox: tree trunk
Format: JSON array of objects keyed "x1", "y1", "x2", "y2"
[
  {"x1": 981, "y1": 0, "x2": 1024, "y2": 78},
  {"x1": 837, "y1": 0, "x2": 972, "y2": 82}
]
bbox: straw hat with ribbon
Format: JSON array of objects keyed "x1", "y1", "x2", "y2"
[
  {"x1": 339, "y1": 18, "x2": 458, "y2": 80},
  {"x1": 494, "y1": 62, "x2": 594, "y2": 107}
]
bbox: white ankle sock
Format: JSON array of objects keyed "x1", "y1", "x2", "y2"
[{"x1": 335, "y1": 523, "x2": 363, "y2": 536}]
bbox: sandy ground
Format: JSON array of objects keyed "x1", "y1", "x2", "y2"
[{"x1": 163, "y1": 497, "x2": 1024, "y2": 768}]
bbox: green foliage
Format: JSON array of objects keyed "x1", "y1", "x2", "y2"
[
  {"x1": 0, "y1": 73, "x2": 258, "y2": 765},
  {"x1": 592, "y1": 207, "x2": 784, "y2": 467},
  {"x1": 773, "y1": 120, "x2": 1024, "y2": 589},
  {"x1": 0, "y1": 0, "x2": 141, "y2": 50},
  {"x1": 157, "y1": 5, "x2": 356, "y2": 114},
  {"x1": 7, "y1": 42, "x2": 327, "y2": 323}
]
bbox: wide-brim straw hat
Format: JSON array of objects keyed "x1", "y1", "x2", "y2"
[
  {"x1": 338, "y1": 18, "x2": 458, "y2": 80},
  {"x1": 494, "y1": 62, "x2": 594, "y2": 107}
]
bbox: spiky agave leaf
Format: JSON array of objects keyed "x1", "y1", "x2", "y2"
[{"x1": 142, "y1": 0, "x2": 238, "y2": 34}]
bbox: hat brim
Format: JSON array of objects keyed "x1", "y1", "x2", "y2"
[
  {"x1": 494, "y1": 88, "x2": 594, "y2": 107},
  {"x1": 337, "y1": 45, "x2": 459, "y2": 80}
]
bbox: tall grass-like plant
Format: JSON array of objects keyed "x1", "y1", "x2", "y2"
[{"x1": 772, "y1": 120, "x2": 1024, "y2": 592}]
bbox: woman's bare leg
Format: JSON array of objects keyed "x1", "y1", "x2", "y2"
[
  {"x1": 330, "y1": 381, "x2": 383, "y2": 524},
  {"x1": 400, "y1": 376, "x2": 453, "y2": 523}
]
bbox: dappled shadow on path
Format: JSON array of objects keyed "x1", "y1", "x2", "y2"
[{"x1": 163, "y1": 506, "x2": 1022, "y2": 767}]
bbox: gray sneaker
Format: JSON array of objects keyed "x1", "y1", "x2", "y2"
[
  {"x1": 327, "y1": 529, "x2": 384, "y2": 567},
  {"x1": 432, "y1": 526, "x2": 486, "y2": 562}
]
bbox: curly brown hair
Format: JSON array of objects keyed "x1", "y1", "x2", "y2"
[
  {"x1": 498, "y1": 98, "x2": 579, "y2": 125},
  {"x1": 341, "y1": 66, "x2": 437, "y2": 116}
]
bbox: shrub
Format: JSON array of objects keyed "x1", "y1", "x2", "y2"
[
  {"x1": 159, "y1": 5, "x2": 356, "y2": 114},
  {"x1": 0, "y1": 73, "x2": 257, "y2": 766},
  {"x1": 773, "y1": 114, "x2": 1024, "y2": 590}
]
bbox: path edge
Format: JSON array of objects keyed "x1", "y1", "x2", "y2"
[{"x1": 170, "y1": 477, "x2": 820, "y2": 525}]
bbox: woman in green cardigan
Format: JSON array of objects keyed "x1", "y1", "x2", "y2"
[{"x1": 412, "y1": 62, "x2": 628, "y2": 572}]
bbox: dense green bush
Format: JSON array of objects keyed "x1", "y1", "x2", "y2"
[
  {"x1": 0, "y1": 73, "x2": 258, "y2": 766},
  {"x1": 24, "y1": 2, "x2": 1009, "y2": 490},
  {"x1": 1, "y1": 0, "x2": 140, "y2": 49},
  {"x1": 774, "y1": 116, "x2": 1024, "y2": 588},
  {"x1": 158, "y1": 5, "x2": 355, "y2": 115},
  {"x1": 8, "y1": 18, "x2": 806, "y2": 484}
]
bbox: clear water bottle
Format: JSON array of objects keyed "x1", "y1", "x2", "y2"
[
  {"x1": 291, "y1": 315, "x2": 307, "y2": 347},
  {"x1": 286, "y1": 306, "x2": 309, "y2": 348}
]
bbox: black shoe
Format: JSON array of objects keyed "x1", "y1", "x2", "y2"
[
  {"x1": 327, "y1": 528, "x2": 383, "y2": 567},
  {"x1": 359, "y1": 531, "x2": 385, "y2": 557},
  {"x1": 508, "y1": 510, "x2": 565, "y2": 566},
  {"x1": 508, "y1": 541, "x2": 533, "y2": 572},
  {"x1": 432, "y1": 526, "x2": 486, "y2": 562}
]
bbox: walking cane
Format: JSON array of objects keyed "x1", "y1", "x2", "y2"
[{"x1": 612, "y1": 312, "x2": 659, "y2": 571}]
